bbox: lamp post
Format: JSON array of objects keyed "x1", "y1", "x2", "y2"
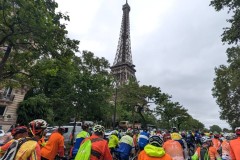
[{"x1": 113, "y1": 84, "x2": 118, "y2": 129}]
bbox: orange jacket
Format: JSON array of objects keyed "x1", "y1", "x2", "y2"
[
  {"x1": 41, "y1": 132, "x2": 64, "y2": 160},
  {"x1": 230, "y1": 137, "x2": 240, "y2": 160},
  {"x1": 212, "y1": 138, "x2": 221, "y2": 151},
  {"x1": 195, "y1": 146, "x2": 221, "y2": 160},
  {"x1": 163, "y1": 140, "x2": 184, "y2": 160},
  {"x1": 82, "y1": 134, "x2": 112, "y2": 160},
  {"x1": 221, "y1": 140, "x2": 230, "y2": 157}
]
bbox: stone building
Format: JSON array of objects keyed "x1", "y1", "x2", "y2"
[{"x1": 0, "y1": 87, "x2": 27, "y2": 131}]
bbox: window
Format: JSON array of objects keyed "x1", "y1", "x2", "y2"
[
  {"x1": 0, "y1": 105, "x2": 6, "y2": 116},
  {"x1": 3, "y1": 87, "x2": 12, "y2": 97}
]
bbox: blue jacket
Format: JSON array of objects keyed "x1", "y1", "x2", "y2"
[
  {"x1": 138, "y1": 131, "x2": 150, "y2": 149},
  {"x1": 72, "y1": 130, "x2": 89, "y2": 156}
]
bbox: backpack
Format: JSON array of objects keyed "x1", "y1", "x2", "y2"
[
  {"x1": 199, "y1": 147, "x2": 210, "y2": 160},
  {"x1": 74, "y1": 138, "x2": 103, "y2": 160},
  {"x1": 0, "y1": 137, "x2": 34, "y2": 160}
]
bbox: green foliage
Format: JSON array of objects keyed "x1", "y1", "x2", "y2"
[
  {"x1": 210, "y1": 124, "x2": 222, "y2": 133},
  {"x1": 212, "y1": 47, "x2": 240, "y2": 129},
  {"x1": 17, "y1": 51, "x2": 112, "y2": 125},
  {"x1": 117, "y1": 81, "x2": 169, "y2": 128},
  {"x1": 17, "y1": 94, "x2": 53, "y2": 125},
  {"x1": 210, "y1": 0, "x2": 240, "y2": 44},
  {"x1": 180, "y1": 116, "x2": 205, "y2": 131},
  {"x1": 0, "y1": 0, "x2": 79, "y2": 83},
  {"x1": 223, "y1": 128, "x2": 231, "y2": 132},
  {"x1": 211, "y1": 0, "x2": 240, "y2": 129}
]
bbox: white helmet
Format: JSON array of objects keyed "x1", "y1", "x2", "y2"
[
  {"x1": 93, "y1": 125, "x2": 105, "y2": 133},
  {"x1": 201, "y1": 136, "x2": 211, "y2": 143}
]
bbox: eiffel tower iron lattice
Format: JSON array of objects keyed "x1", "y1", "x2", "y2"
[{"x1": 110, "y1": 0, "x2": 136, "y2": 85}]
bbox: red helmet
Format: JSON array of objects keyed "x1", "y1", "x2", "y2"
[
  {"x1": 11, "y1": 126, "x2": 28, "y2": 136},
  {"x1": 163, "y1": 133, "x2": 171, "y2": 140},
  {"x1": 235, "y1": 127, "x2": 240, "y2": 135},
  {"x1": 29, "y1": 119, "x2": 48, "y2": 136}
]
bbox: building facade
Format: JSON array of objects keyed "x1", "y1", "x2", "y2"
[{"x1": 0, "y1": 87, "x2": 26, "y2": 131}]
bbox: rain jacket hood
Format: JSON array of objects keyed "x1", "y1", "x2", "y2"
[{"x1": 144, "y1": 144, "x2": 166, "y2": 157}]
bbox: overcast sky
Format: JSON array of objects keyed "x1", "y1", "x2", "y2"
[{"x1": 55, "y1": 0, "x2": 231, "y2": 129}]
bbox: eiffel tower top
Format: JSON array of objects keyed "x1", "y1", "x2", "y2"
[
  {"x1": 112, "y1": 0, "x2": 134, "y2": 68},
  {"x1": 111, "y1": 0, "x2": 136, "y2": 84}
]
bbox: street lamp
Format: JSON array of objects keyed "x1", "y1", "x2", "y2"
[{"x1": 112, "y1": 81, "x2": 118, "y2": 129}]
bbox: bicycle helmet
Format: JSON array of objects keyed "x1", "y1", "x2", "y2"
[
  {"x1": 126, "y1": 128, "x2": 133, "y2": 136},
  {"x1": 201, "y1": 136, "x2": 211, "y2": 144},
  {"x1": 93, "y1": 125, "x2": 105, "y2": 133},
  {"x1": 172, "y1": 127, "x2": 177, "y2": 132},
  {"x1": 82, "y1": 124, "x2": 89, "y2": 130},
  {"x1": 181, "y1": 131, "x2": 186, "y2": 138},
  {"x1": 171, "y1": 132, "x2": 182, "y2": 140},
  {"x1": 11, "y1": 126, "x2": 28, "y2": 136},
  {"x1": 149, "y1": 135, "x2": 163, "y2": 147},
  {"x1": 111, "y1": 130, "x2": 118, "y2": 135},
  {"x1": 235, "y1": 127, "x2": 240, "y2": 135},
  {"x1": 29, "y1": 119, "x2": 48, "y2": 136},
  {"x1": 57, "y1": 127, "x2": 66, "y2": 134},
  {"x1": 213, "y1": 131, "x2": 220, "y2": 138},
  {"x1": 163, "y1": 133, "x2": 171, "y2": 140}
]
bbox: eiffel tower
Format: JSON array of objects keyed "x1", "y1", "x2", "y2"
[{"x1": 110, "y1": 0, "x2": 136, "y2": 85}]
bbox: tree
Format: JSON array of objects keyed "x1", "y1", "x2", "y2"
[
  {"x1": 210, "y1": 125, "x2": 222, "y2": 133},
  {"x1": 223, "y1": 128, "x2": 231, "y2": 133},
  {"x1": 210, "y1": 0, "x2": 240, "y2": 45},
  {"x1": 117, "y1": 81, "x2": 169, "y2": 128},
  {"x1": 17, "y1": 51, "x2": 113, "y2": 125},
  {"x1": 211, "y1": 0, "x2": 240, "y2": 129},
  {"x1": 155, "y1": 100, "x2": 191, "y2": 130},
  {"x1": 180, "y1": 116, "x2": 205, "y2": 131},
  {"x1": 17, "y1": 94, "x2": 53, "y2": 125},
  {"x1": 0, "y1": 0, "x2": 79, "y2": 83}
]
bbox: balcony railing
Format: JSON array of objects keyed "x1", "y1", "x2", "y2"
[{"x1": 0, "y1": 92, "x2": 15, "y2": 102}]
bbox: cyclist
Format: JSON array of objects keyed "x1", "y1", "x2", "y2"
[
  {"x1": 0, "y1": 126, "x2": 28, "y2": 156},
  {"x1": 163, "y1": 133, "x2": 185, "y2": 160},
  {"x1": 221, "y1": 136, "x2": 231, "y2": 160},
  {"x1": 212, "y1": 132, "x2": 221, "y2": 154},
  {"x1": 138, "y1": 135, "x2": 172, "y2": 160},
  {"x1": 192, "y1": 136, "x2": 221, "y2": 160},
  {"x1": 229, "y1": 127, "x2": 240, "y2": 160},
  {"x1": 15, "y1": 119, "x2": 48, "y2": 160},
  {"x1": 108, "y1": 130, "x2": 119, "y2": 154},
  {"x1": 115, "y1": 129, "x2": 134, "y2": 160},
  {"x1": 78, "y1": 124, "x2": 112, "y2": 160},
  {"x1": 156, "y1": 129, "x2": 163, "y2": 138},
  {"x1": 186, "y1": 131, "x2": 196, "y2": 157},
  {"x1": 194, "y1": 130, "x2": 202, "y2": 146},
  {"x1": 138, "y1": 128, "x2": 150, "y2": 151},
  {"x1": 72, "y1": 124, "x2": 90, "y2": 157},
  {"x1": 133, "y1": 129, "x2": 139, "y2": 154},
  {"x1": 41, "y1": 127, "x2": 65, "y2": 160}
]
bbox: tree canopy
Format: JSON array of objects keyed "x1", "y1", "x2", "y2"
[
  {"x1": 210, "y1": 124, "x2": 222, "y2": 133},
  {"x1": 0, "y1": 0, "x2": 79, "y2": 83},
  {"x1": 211, "y1": 0, "x2": 240, "y2": 129}
]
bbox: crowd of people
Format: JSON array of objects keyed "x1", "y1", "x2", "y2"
[
  {"x1": 71, "y1": 125, "x2": 240, "y2": 160},
  {"x1": 0, "y1": 119, "x2": 65, "y2": 160},
  {"x1": 0, "y1": 119, "x2": 240, "y2": 160}
]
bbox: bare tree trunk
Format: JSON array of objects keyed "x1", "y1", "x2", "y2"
[{"x1": 0, "y1": 45, "x2": 12, "y2": 78}]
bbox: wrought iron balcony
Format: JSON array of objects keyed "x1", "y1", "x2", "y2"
[{"x1": 0, "y1": 92, "x2": 15, "y2": 102}]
